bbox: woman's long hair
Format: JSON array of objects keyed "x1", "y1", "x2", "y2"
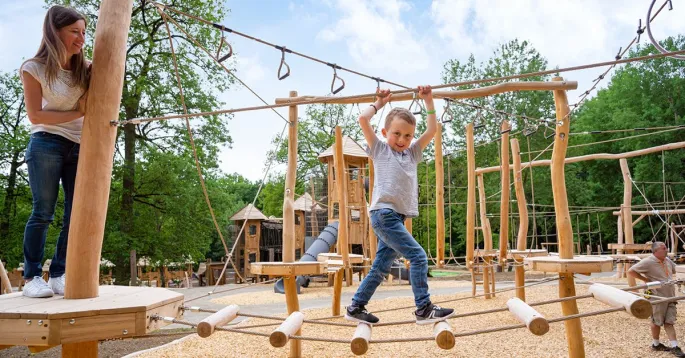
[{"x1": 29, "y1": 5, "x2": 89, "y2": 90}]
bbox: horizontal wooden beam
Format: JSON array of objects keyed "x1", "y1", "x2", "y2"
[
  {"x1": 275, "y1": 81, "x2": 578, "y2": 105},
  {"x1": 476, "y1": 141, "x2": 685, "y2": 175},
  {"x1": 612, "y1": 209, "x2": 685, "y2": 216}
]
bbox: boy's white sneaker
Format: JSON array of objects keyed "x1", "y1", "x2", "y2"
[
  {"x1": 48, "y1": 274, "x2": 66, "y2": 295},
  {"x1": 23, "y1": 276, "x2": 54, "y2": 298}
]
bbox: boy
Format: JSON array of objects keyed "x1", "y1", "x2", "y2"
[{"x1": 345, "y1": 86, "x2": 454, "y2": 325}]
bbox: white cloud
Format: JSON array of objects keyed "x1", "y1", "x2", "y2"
[
  {"x1": 234, "y1": 54, "x2": 267, "y2": 84},
  {"x1": 0, "y1": 2, "x2": 44, "y2": 72},
  {"x1": 317, "y1": 0, "x2": 430, "y2": 72},
  {"x1": 429, "y1": 0, "x2": 685, "y2": 99}
]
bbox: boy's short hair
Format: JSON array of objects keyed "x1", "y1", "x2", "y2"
[{"x1": 384, "y1": 108, "x2": 416, "y2": 129}]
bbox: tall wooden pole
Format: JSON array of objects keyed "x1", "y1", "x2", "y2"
[
  {"x1": 283, "y1": 91, "x2": 301, "y2": 357},
  {"x1": 61, "y1": 1, "x2": 133, "y2": 356},
  {"x1": 435, "y1": 123, "x2": 445, "y2": 268},
  {"x1": 619, "y1": 158, "x2": 637, "y2": 287},
  {"x1": 283, "y1": 91, "x2": 298, "y2": 264},
  {"x1": 477, "y1": 174, "x2": 492, "y2": 299},
  {"x1": 511, "y1": 138, "x2": 528, "y2": 301},
  {"x1": 466, "y1": 123, "x2": 476, "y2": 269},
  {"x1": 616, "y1": 214, "x2": 624, "y2": 278},
  {"x1": 619, "y1": 159, "x2": 634, "y2": 246},
  {"x1": 64, "y1": 0, "x2": 133, "y2": 299},
  {"x1": 499, "y1": 120, "x2": 511, "y2": 265},
  {"x1": 334, "y1": 127, "x2": 351, "y2": 285},
  {"x1": 368, "y1": 159, "x2": 376, "y2": 262},
  {"x1": 477, "y1": 174, "x2": 493, "y2": 249},
  {"x1": 551, "y1": 77, "x2": 584, "y2": 358}
]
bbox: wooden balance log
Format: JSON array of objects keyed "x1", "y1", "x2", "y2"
[
  {"x1": 197, "y1": 305, "x2": 239, "y2": 338},
  {"x1": 507, "y1": 297, "x2": 550, "y2": 336}
]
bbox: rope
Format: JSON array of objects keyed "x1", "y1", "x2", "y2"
[
  {"x1": 158, "y1": 294, "x2": 685, "y2": 345},
  {"x1": 185, "y1": 278, "x2": 278, "y2": 304},
  {"x1": 151, "y1": 2, "x2": 409, "y2": 90},
  {"x1": 629, "y1": 175, "x2": 685, "y2": 246},
  {"x1": 373, "y1": 276, "x2": 560, "y2": 314},
  {"x1": 522, "y1": 126, "x2": 685, "y2": 156},
  {"x1": 115, "y1": 49, "x2": 685, "y2": 126},
  {"x1": 155, "y1": 5, "x2": 296, "y2": 289},
  {"x1": 571, "y1": 0, "x2": 671, "y2": 108},
  {"x1": 158, "y1": 8, "x2": 243, "y2": 281}
]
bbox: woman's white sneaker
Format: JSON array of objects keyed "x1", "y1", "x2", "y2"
[
  {"x1": 23, "y1": 276, "x2": 54, "y2": 298},
  {"x1": 48, "y1": 274, "x2": 66, "y2": 295}
]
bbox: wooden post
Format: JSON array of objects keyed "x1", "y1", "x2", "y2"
[
  {"x1": 619, "y1": 159, "x2": 633, "y2": 246},
  {"x1": 511, "y1": 139, "x2": 528, "y2": 301},
  {"x1": 62, "y1": 342, "x2": 98, "y2": 357},
  {"x1": 499, "y1": 120, "x2": 511, "y2": 265},
  {"x1": 64, "y1": 0, "x2": 133, "y2": 299},
  {"x1": 551, "y1": 77, "x2": 585, "y2": 358},
  {"x1": 671, "y1": 225, "x2": 677, "y2": 255},
  {"x1": 616, "y1": 215, "x2": 624, "y2": 278},
  {"x1": 332, "y1": 268, "x2": 344, "y2": 315},
  {"x1": 60, "y1": 1, "x2": 133, "y2": 355},
  {"x1": 283, "y1": 91, "x2": 298, "y2": 263},
  {"x1": 368, "y1": 159, "x2": 376, "y2": 262},
  {"x1": 477, "y1": 174, "x2": 493, "y2": 248},
  {"x1": 0, "y1": 259, "x2": 12, "y2": 294},
  {"x1": 130, "y1": 249, "x2": 138, "y2": 286},
  {"x1": 466, "y1": 123, "x2": 476, "y2": 269},
  {"x1": 477, "y1": 174, "x2": 492, "y2": 299},
  {"x1": 435, "y1": 123, "x2": 445, "y2": 268},
  {"x1": 619, "y1": 159, "x2": 637, "y2": 287},
  {"x1": 404, "y1": 218, "x2": 412, "y2": 234},
  {"x1": 334, "y1": 127, "x2": 352, "y2": 286},
  {"x1": 283, "y1": 91, "x2": 302, "y2": 357}
]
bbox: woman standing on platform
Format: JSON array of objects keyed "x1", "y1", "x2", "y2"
[{"x1": 19, "y1": 5, "x2": 90, "y2": 297}]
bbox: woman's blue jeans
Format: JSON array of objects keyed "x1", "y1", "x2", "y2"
[
  {"x1": 23, "y1": 132, "x2": 79, "y2": 279},
  {"x1": 351, "y1": 208, "x2": 430, "y2": 308}
]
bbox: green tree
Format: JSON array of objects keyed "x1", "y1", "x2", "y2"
[
  {"x1": 0, "y1": 71, "x2": 31, "y2": 268},
  {"x1": 426, "y1": 39, "x2": 557, "y2": 257},
  {"x1": 48, "y1": 0, "x2": 235, "y2": 282},
  {"x1": 269, "y1": 104, "x2": 363, "y2": 181},
  {"x1": 570, "y1": 36, "x2": 685, "y2": 246}
]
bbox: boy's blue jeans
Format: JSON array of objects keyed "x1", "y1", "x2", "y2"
[
  {"x1": 351, "y1": 208, "x2": 430, "y2": 309},
  {"x1": 23, "y1": 132, "x2": 79, "y2": 279}
]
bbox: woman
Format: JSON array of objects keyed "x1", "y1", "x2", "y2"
[{"x1": 20, "y1": 5, "x2": 89, "y2": 297}]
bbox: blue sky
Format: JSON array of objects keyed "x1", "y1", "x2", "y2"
[{"x1": 1, "y1": 0, "x2": 683, "y2": 181}]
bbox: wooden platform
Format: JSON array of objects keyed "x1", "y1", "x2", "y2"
[
  {"x1": 508, "y1": 249, "x2": 549, "y2": 260},
  {"x1": 524, "y1": 256, "x2": 614, "y2": 274},
  {"x1": 249, "y1": 261, "x2": 327, "y2": 276},
  {"x1": 607, "y1": 243, "x2": 651, "y2": 251},
  {"x1": 317, "y1": 253, "x2": 364, "y2": 264},
  {"x1": 0, "y1": 286, "x2": 183, "y2": 348}
]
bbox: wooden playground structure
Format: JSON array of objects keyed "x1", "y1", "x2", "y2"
[{"x1": 1, "y1": 1, "x2": 684, "y2": 357}]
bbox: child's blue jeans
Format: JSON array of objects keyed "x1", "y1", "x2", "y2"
[
  {"x1": 351, "y1": 208, "x2": 430, "y2": 308},
  {"x1": 23, "y1": 132, "x2": 79, "y2": 279}
]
